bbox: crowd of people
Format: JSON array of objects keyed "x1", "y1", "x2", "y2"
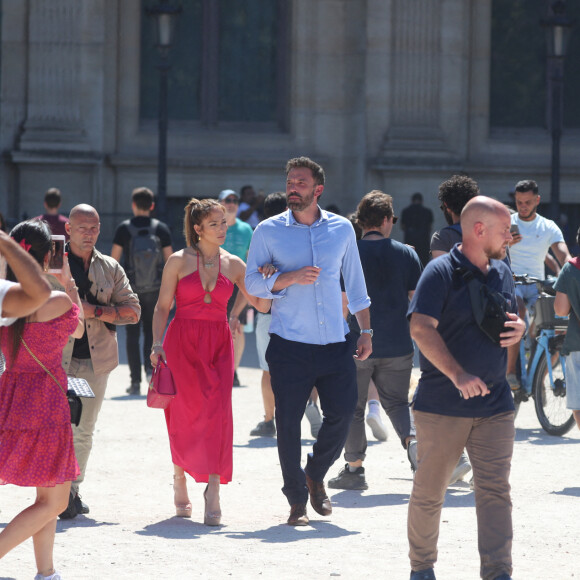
[{"x1": 0, "y1": 164, "x2": 579, "y2": 580}]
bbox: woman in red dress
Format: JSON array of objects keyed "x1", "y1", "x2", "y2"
[
  {"x1": 0, "y1": 220, "x2": 84, "y2": 580},
  {"x1": 151, "y1": 198, "x2": 270, "y2": 525}
]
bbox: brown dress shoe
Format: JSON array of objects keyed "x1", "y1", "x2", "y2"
[
  {"x1": 305, "y1": 473, "x2": 332, "y2": 516},
  {"x1": 287, "y1": 503, "x2": 309, "y2": 526}
]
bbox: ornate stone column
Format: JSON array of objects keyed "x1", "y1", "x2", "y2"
[
  {"x1": 380, "y1": 0, "x2": 448, "y2": 155},
  {"x1": 18, "y1": 0, "x2": 89, "y2": 151}
]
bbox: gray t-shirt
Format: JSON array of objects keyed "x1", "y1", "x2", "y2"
[{"x1": 430, "y1": 224, "x2": 462, "y2": 254}]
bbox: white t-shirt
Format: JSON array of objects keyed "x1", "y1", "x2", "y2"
[
  {"x1": 510, "y1": 213, "x2": 564, "y2": 279},
  {"x1": 0, "y1": 279, "x2": 17, "y2": 326}
]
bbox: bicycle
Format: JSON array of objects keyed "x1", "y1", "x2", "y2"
[{"x1": 512, "y1": 274, "x2": 575, "y2": 436}]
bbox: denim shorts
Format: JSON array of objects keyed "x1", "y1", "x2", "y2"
[
  {"x1": 565, "y1": 351, "x2": 580, "y2": 410},
  {"x1": 255, "y1": 312, "x2": 271, "y2": 372},
  {"x1": 516, "y1": 283, "x2": 539, "y2": 316}
]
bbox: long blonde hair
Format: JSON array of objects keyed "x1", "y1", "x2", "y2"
[{"x1": 183, "y1": 198, "x2": 224, "y2": 247}]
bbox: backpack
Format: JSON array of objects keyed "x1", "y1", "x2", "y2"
[{"x1": 125, "y1": 219, "x2": 163, "y2": 294}]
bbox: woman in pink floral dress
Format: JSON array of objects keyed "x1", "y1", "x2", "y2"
[{"x1": 0, "y1": 220, "x2": 84, "y2": 580}]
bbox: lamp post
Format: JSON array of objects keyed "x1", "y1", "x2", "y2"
[
  {"x1": 147, "y1": 0, "x2": 182, "y2": 223},
  {"x1": 541, "y1": 0, "x2": 575, "y2": 223}
]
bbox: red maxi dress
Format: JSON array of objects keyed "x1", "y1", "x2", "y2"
[
  {"x1": 0, "y1": 305, "x2": 80, "y2": 487},
  {"x1": 163, "y1": 254, "x2": 235, "y2": 484}
]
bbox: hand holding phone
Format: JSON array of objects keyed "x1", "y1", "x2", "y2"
[
  {"x1": 509, "y1": 224, "x2": 522, "y2": 247},
  {"x1": 48, "y1": 235, "x2": 65, "y2": 273}
]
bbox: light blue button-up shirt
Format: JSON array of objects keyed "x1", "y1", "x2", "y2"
[{"x1": 245, "y1": 208, "x2": 370, "y2": 345}]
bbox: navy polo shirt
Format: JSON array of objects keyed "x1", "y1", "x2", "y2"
[
  {"x1": 408, "y1": 245, "x2": 517, "y2": 417},
  {"x1": 347, "y1": 238, "x2": 423, "y2": 358}
]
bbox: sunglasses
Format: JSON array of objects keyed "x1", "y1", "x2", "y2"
[{"x1": 224, "y1": 197, "x2": 239, "y2": 204}]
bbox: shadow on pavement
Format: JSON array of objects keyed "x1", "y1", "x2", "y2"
[
  {"x1": 330, "y1": 491, "x2": 409, "y2": 509},
  {"x1": 224, "y1": 521, "x2": 359, "y2": 543},
  {"x1": 551, "y1": 487, "x2": 580, "y2": 497},
  {"x1": 55, "y1": 517, "x2": 119, "y2": 531},
  {"x1": 442, "y1": 489, "x2": 476, "y2": 508},
  {"x1": 136, "y1": 517, "x2": 208, "y2": 539},
  {"x1": 515, "y1": 428, "x2": 580, "y2": 445},
  {"x1": 234, "y1": 438, "x2": 278, "y2": 449}
]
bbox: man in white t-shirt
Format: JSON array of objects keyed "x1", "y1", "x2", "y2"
[
  {"x1": 0, "y1": 230, "x2": 52, "y2": 326},
  {"x1": 506, "y1": 179, "x2": 571, "y2": 388}
]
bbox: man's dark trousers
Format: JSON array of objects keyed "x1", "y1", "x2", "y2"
[
  {"x1": 126, "y1": 290, "x2": 157, "y2": 384},
  {"x1": 266, "y1": 332, "x2": 358, "y2": 505}
]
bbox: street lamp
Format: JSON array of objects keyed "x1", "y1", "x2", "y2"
[
  {"x1": 146, "y1": 0, "x2": 182, "y2": 223},
  {"x1": 541, "y1": 0, "x2": 575, "y2": 222}
]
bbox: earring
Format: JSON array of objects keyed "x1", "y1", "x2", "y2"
[{"x1": 44, "y1": 264, "x2": 48, "y2": 272}]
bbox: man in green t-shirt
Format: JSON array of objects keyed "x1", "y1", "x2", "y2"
[{"x1": 219, "y1": 189, "x2": 254, "y2": 386}]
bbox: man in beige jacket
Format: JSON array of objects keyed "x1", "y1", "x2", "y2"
[{"x1": 59, "y1": 204, "x2": 140, "y2": 519}]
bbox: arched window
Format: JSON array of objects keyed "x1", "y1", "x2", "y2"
[{"x1": 139, "y1": 0, "x2": 288, "y2": 128}]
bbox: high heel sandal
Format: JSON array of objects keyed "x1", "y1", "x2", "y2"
[
  {"x1": 203, "y1": 484, "x2": 222, "y2": 526},
  {"x1": 173, "y1": 474, "x2": 192, "y2": 518}
]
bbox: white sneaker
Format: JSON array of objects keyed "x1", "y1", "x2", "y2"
[
  {"x1": 305, "y1": 402, "x2": 323, "y2": 438},
  {"x1": 35, "y1": 572, "x2": 62, "y2": 580},
  {"x1": 366, "y1": 410, "x2": 388, "y2": 441},
  {"x1": 449, "y1": 452, "x2": 472, "y2": 485}
]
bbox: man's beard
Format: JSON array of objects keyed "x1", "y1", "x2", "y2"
[
  {"x1": 485, "y1": 245, "x2": 507, "y2": 260},
  {"x1": 287, "y1": 188, "x2": 315, "y2": 212},
  {"x1": 443, "y1": 208, "x2": 454, "y2": 225},
  {"x1": 518, "y1": 208, "x2": 536, "y2": 221}
]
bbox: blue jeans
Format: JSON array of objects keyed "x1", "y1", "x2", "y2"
[{"x1": 266, "y1": 333, "x2": 358, "y2": 505}]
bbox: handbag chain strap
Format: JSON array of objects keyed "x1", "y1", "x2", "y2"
[{"x1": 19, "y1": 336, "x2": 67, "y2": 397}]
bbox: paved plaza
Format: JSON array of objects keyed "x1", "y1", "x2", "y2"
[{"x1": 2, "y1": 352, "x2": 580, "y2": 579}]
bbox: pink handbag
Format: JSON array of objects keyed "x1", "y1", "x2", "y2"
[{"x1": 147, "y1": 358, "x2": 177, "y2": 409}]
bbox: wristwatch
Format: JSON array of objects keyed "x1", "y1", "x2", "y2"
[
  {"x1": 360, "y1": 329, "x2": 373, "y2": 338},
  {"x1": 94, "y1": 306, "x2": 104, "y2": 318}
]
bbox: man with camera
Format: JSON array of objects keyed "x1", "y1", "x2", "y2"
[
  {"x1": 58, "y1": 204, "x2": 140, "y2": 518},
  {"x1": 407, "y1": 197, "x2": 525, "y2": 580}
]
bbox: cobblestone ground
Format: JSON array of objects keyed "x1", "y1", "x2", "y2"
[{"x1": 1, "y1": 363, "x2": 579, "y2": 579}]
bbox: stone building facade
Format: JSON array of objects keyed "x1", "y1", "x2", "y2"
[{"x1": 1, "y1": 0, "x2": 579, "y2": 245}]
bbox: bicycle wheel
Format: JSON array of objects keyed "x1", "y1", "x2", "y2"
[{"x1": 532, "y1": 351, "x2": 575, "y2": 436}]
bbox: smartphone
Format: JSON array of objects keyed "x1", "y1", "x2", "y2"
[
  {"x1": 510, "y1": 224, "x2": 519, "y2": 236},
  {"x1": 48, "y1": 235, "x2": 65, "y2": 273}
]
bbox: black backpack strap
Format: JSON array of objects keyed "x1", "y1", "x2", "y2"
[
  {"x1": 454, "y1": 267, "x2": 509, "y2": 344},
  {"x1": 454, "y1": 267, "x2": 486, "y2": 326}
]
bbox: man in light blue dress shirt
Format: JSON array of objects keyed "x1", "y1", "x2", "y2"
[{"x1": 245, "y1": 157, "x2": 372, "y2": 526}]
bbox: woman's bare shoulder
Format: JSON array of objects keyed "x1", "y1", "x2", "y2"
[
  {"x1": 220, "y1": 251, "x2": 245, "y2": 278},
  {"x1": 33, "y1": 291, "x2": 73, "y2": 322}
]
